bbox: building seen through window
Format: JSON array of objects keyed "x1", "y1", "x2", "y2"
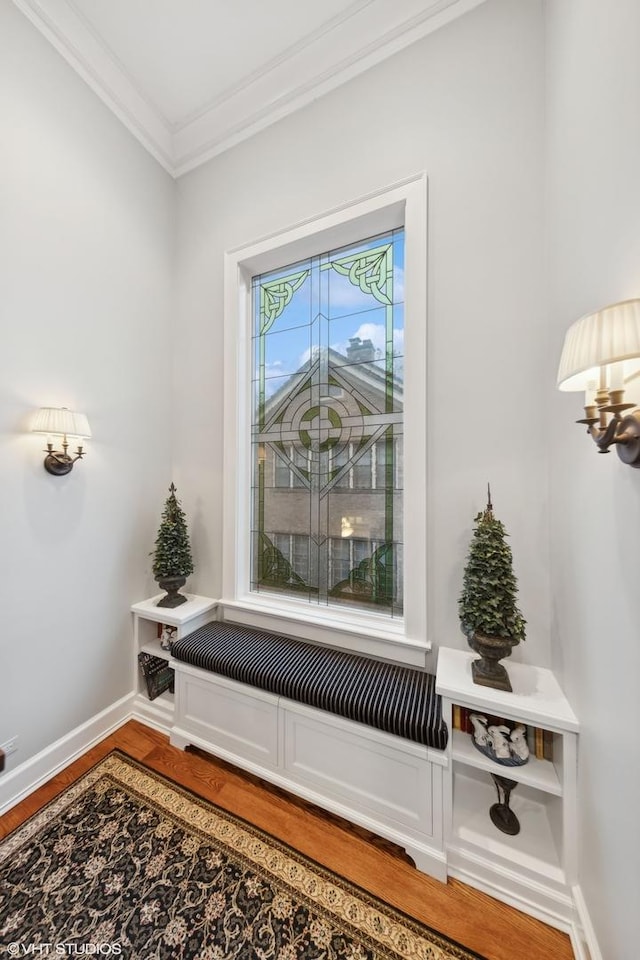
[{"x1": 251, "y1": 229, "x2": 404, "y2": 617}]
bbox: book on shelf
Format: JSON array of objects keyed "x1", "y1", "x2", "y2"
[
  {"x1": 138, "y1": 652, "x2": 174, "y2": 700},
  {"x1": 526, "y1": 724, "x2": 536, "y2": 755},
  {"x1": 525, "y1": 724, "x2": 554, "y2": 761},
  {"x1": 452, "y1": 704, "x2": 462, "y2": 730},
  {"x1": 452, "y1": 706, "x2": 474, "y2": 733}
]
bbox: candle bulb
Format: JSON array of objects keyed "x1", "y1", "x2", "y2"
[
  {"x1": 608, "y1": 361, "x2": 624, "y2": 392},
  {"x1": 598, "y1": 365, "x2": 607, "y2": 391},
  {"x1": 584, "y1": 378, "x2": 597, "y2": 411}
]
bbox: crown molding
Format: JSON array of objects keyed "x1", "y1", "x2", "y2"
[
  {"x1": 13, "y1": 0, "x2": 487, "y2": 178},
  {"x1": 12, "y1": 0, "x2": 174, "y2": 172}
]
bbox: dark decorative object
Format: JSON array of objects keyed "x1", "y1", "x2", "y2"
[
  {"x1": 490, "y1": 774, "x2": 520, "y2": 835},
  {"x1": 156, "y1": 575, "x2": 187, "y2": 608},
  {"x1": 138, "y1": 652, "x2": 174, "y2": 700},
  {"x1": 0, "y1": 752, "x2": 483, "y2": 960},
  {"x1": 151, "y1": 483, "x2": 194, "y2": 607},
  {"x1": 459, "y1": 485, "x2": 526, "y2": 692}
]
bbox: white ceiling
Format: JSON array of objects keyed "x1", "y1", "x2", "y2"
[{"x1": 13, "y1": 0, "x2": 486, "y2": 177}]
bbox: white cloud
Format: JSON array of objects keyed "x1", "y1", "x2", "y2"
[
  {"x1": 297, "y1": 346, "x2": 313, "y2": 367},
  {"x1": 263, "y1": 359, "x2": 300, "y2": 398},
  {"x1": 331, "y1": 322, "x2": 404, "y2": 359}
]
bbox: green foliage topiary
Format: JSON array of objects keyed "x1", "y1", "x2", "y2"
[
  {"x1": 151, "y1": 483, "x2": 194, "y2": 580},
  {"x1": 458, "y1": 488, "x2": 526, "y2": 644}
]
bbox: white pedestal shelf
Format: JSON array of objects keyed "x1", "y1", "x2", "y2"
[
  {"x1": 436, "y1": 647, "x2": 579, "y2": 932},
  {"x1": 132, "y1": 594, "x2": 218, "y2": 627},
  {"x1": 436, "y1": 648, "x2": 578, "y2": 732},
  {"x1": 132, "y1": 594, "x2": 218, "y2": 731}
]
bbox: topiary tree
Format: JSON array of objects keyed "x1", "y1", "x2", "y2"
[
  {"x1": 152, "y1": 483, "x2": 194, "y2": 606},
  {"x1": 459, "y1": 486, "x2": 525, "y2": 691}
]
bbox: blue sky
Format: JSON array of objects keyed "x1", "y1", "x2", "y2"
[{"x1": 253, "y1": 230, "x2": 405, "y2": 396}]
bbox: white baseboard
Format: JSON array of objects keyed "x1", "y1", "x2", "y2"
[
  {"x1": 569, "y1": 886, "x2": 603, "y2": 960},
  {"x1": 130, "y1": 692, "x2": 174, "y2": 735},
  {"x1": 446, "y1": 847, "x2": 574, "y2": 933},
  {"x1": 0, "y1": 692, "x2": 136, "y2": 816},
  {"x1": 448, "y1": 861, "x2": 603, "y2": 960}
]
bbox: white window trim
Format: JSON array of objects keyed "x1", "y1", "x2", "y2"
[{"x1": 222, "y1": 174, "x2": 429, "y2": 667}]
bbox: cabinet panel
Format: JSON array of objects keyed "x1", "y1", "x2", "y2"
[
  {"x1": 177, "y1": 671, "x2": 279, "y2": 767},
  {"x1": 283, "y1": 708, "x2": 435, "y2": 840},
  {"x1": 167, "y1": 660, "x2": 446, "y2": 882}
]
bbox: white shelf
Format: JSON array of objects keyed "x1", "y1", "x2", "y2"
[
  {"x1": 451, "y1": 729, "x2": 562, "y2": 796},
  {"x1": 436, "y1": 645, "x2": 578, "y2": 926},
  {"x1": 132, "y1": 594, "x2": 218, "y2": 734},
  {"x1": 452, "y1": 769, "x2": 565, "y2": 884},
  {"x1": 131, "y1": 594, "x2": 218, "y2": 626},
  {"x1": 436, "y1": 648, "x2": 578, "y2": 732},
  {"x1": 140, "y1": 639, "x2": 173, "y2": 661}
]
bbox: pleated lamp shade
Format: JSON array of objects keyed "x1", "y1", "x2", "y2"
[
  {"x1": 32, "y1": 407, "x2": 92, "y2": 439},
  {"x1": 557, "y1": 299, "x2": 640, "y2": 391}
]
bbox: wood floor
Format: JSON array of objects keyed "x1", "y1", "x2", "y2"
[{"x1": 0, "y1": 720, "x2": 574, "y2": 960}]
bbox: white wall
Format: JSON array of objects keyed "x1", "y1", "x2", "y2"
[
  {"x1": 175, "y1": 0, "x2": 550, "y2": 667},
  {"x1": 0, "y1": 3, "x2": 175, "y2": 769},
  {"x1": 545, "y1": 2, "x2": 640, "y2": 957},
  {"x1": 3, "y1": 0, "x2": 634, "y2": 952}
]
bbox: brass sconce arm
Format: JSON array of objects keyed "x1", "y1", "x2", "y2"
[
  {"x1": 43, "y1": 436, "x2": 87, "y2": 476},
  {"x1": 577, "y1": 392, "x2": 640, "y2": 465}
]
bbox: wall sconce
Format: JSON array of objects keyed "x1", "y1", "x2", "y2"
[
  {"x1": 557, "y1": 299, "x2": 640, "y2": 467},
  {"x1": 31, "y1": 407, "x2": 92, "y2": 476}
]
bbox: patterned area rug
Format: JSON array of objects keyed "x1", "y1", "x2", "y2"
[{"x1": 0, "y1": 752, "x2": 485, "y2": 959}]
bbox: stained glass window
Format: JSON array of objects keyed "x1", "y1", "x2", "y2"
[{"x1": 251, "y1": 228, "x2": 404, "y2": 617}]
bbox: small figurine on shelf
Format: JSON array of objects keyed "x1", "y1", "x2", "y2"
[
  {"x1": 510, "y1": 724, "x2": 529, "y2": 762},
  {"x1": 469, "y1": 713, "x2": 490, "y2": 746},
  {"x1": 488, "y1": 724, "x2": 512, "y2": 760},
  {"x1": 159, "y1": 625, "x2": 177, "y2": 651},
  {"x1": 469, "y1": 713, "x2": 529, "y2": 767}
]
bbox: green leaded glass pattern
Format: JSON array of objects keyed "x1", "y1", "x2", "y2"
[{"x1": 251, "y1": 229, "x2": 404, "y2": 616}]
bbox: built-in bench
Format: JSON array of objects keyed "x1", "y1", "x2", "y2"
[{"x1": 169, "y1": 621, "x2": 449, "y2": 880}]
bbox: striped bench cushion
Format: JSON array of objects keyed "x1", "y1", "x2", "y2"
[{"x1": 172, "y1": 621, "x2": 448, "y2": 751}]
